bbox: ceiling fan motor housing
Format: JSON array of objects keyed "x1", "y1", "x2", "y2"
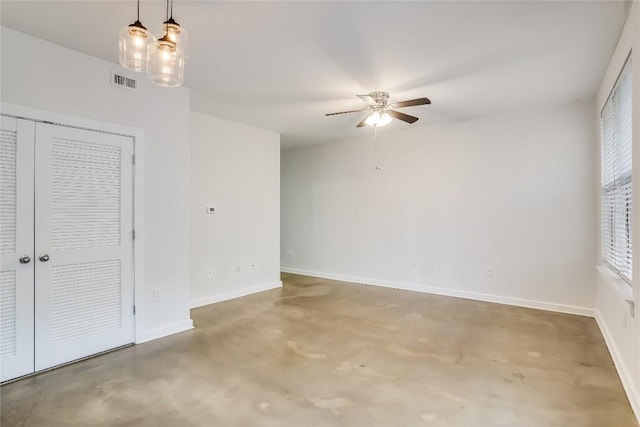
[{"x1": 368, "y1": 91, "x2": 390, "y2": 106}]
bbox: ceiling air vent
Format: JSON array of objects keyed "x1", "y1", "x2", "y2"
[{"x1": 111, "y1": 72, "x2": 137, "y2": 91}]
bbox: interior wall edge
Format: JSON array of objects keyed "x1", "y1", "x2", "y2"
[
  {"x1": 137, "y1": 319, "x2": 194, "y2": 344},
  {"x1": 188, "y1": 110, "x2": 281, "y2": 312},
  {"x1": 190, "y1": 280, "x2": 283, "y2": 309},
  {"x1": 595, "y1": 310, "x2": 640, "y2": 423},
  {"x1": 280, "y1": 268, "x2": 595, "y2": 318}
]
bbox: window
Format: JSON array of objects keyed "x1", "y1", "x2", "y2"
[{"x1": 601, "y1": 56, "x2": 633, "y2": 283}]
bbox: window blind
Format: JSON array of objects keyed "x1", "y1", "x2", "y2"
[{"x1": 601, "y1": 56, "x2": 633, "y2": 283}]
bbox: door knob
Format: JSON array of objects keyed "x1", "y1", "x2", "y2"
[
  {"x1": 19, "y1": 255, "x2": 31, "y2": 264},
  {"x1": 39, "y1": 254, "x2": 50, "y2": 262}
]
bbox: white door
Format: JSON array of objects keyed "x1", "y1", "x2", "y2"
[
  {"x1": 0, "y1": 117, "x2": 35, "y2": 381},
  {"x1": 34, "y1": 123, "x2": 134, "y2": 371}
]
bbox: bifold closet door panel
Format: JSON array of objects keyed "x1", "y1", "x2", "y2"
[
  {"x1": 34, "y1": 123, "x2": 135, "y2": 371},
  {"x1": 0, "y1": 116, "x2": 35, "y2": 382}
]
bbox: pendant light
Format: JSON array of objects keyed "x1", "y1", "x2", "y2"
[
  {"x1": 147, "y1": 0, "x2": 186, "y2": 87},
  {"x1": 118, "y1": 0, "x2": 155, "y2": 72},
  {"x1": 162, "y1": 0, "x2": 189, "y2": 54}
]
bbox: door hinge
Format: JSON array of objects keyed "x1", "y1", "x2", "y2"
[
  {"x1": 131, "y1": 154, "x2": 135, "y2": 165},
  {"x1": 133, "y1": 305, "x2": 136, "y2": 315},
  {"x1": 132, "y1": 230, "x2": 135, "y2": 240}
]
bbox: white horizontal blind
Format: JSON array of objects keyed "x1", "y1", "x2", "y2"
[{"x1": 601, "y1": 56, "x2": 633, "y2": 283}]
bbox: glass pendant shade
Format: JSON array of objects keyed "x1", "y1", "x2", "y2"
[
  {"x1": 365, "y1": 111, "x2": 392, "y2": 127},
  {"x1": 162, "y1": 18, "x2": 189, "y2": 54},
  {"x1": 147, "y1": 35, "x2": 185, "y2": 87},
  {"x1": 119, "y1": 21, "x2": 155, "y2": 72}
]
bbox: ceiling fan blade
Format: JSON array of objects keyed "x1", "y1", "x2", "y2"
[
  {"x1": 392, "y1": 97, "x2": 431, "y2": 108},
  {"x1": 356, "y1": 116, "x2": 369, "y2": 128},
  {"x1": 357, "y1": 94, "x2": 377, "y2": 105},
  {"x1": 325, "y1": 109, "x2": 369, "y2": 116},
  {"x1": 388, "y1": 110, "x2": 419, "y2": 124}
]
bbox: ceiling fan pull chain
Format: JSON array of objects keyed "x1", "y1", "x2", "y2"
[
  {"x1": 375, "y1": 126, "x2": 379, "y2": 153},
  {"x1": 374, "y1": 126, "x2": 382, "y2": 172}
]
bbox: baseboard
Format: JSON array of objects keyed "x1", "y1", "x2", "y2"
[
  {"x1": 138, "y1": 319, "x2": 194, "y2": 344},
  {"x1": 190, "y1": 281, "x2": 283, "y2": 309},
  {"x1": 281, "y1": 267, "x2": 595, "y2": 317},
  {"x1": 595, "y1": 311, "x2": 640, "y2": 423}
]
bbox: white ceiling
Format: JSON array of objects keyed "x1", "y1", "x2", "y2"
[{"x1": 0, "y1": 1, "x2": 631, "y2": 148}]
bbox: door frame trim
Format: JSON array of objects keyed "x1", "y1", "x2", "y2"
[{"x1": 1, "y1": 102, "x2": 147, "y2": 344}]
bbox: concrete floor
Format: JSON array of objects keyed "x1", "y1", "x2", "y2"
[{"x1": 1, "y1": 273, "x2": 637, "y2": 426}]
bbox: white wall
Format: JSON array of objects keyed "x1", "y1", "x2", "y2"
[
  {"x1": 282, "y1": 101, "x2": 597, "y2": 314},
  {"x1": 1, "y1": 27, "x2": 193, "y2": 340},
  {"x1": 189, "y1": 112, "x2": 281, "y2": 307},
  {"x1": 595, "y1": 0, "x2": 640, "y2": 419}
]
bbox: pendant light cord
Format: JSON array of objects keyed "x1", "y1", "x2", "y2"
[
  {"x1": 136, "y1": 0, "x2": 140, "y2": 21},
  {"x1": 170, "y1": 0, "x2": 174, "y2": 19}
]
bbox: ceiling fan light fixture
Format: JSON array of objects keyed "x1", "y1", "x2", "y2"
[
  {"x1": 327, "y1": 92, "x2": 429, "y2": 127},
  {"x1": 365, "y1": 111, "x2": 392, "y2": 127}
]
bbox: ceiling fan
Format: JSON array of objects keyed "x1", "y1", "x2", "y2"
[{"x1": 325, "y1": 91, "x2": 431, "y2": 128}]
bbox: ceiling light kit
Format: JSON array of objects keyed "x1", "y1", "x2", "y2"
[
  {"x1": 119, "y1": 0, "x2": 188, "y2": 87},
  {"x1": 326, "y1": 91, "x2": 431, "y2": 128}
]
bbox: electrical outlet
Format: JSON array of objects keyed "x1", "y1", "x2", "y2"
[
  {"x1": 436, "y1": 262, "x2": 443, "y2": 272},
  {"x1": 287, "y1": 249, "x2": 293, "y2": 257},
  {"x1": 250, "y1": 263, "x2": 257, "y2": 270},
  {"x1": 411, "y1": 262, "x2": 417, "y2": 270},
  {"x1": 207, "y1": 268, "x2": 215, "y2": 279},
  {"x1": 153, "y1": 288, "x2": 161, "y2": 301},
  {"x1": 487, "y1": 267, "x2": 494, "y2": 277}
]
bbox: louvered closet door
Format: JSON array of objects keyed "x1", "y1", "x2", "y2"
[
  {"x1": 0, "y1": 117, "x2": 35, "y2": 382},
  {"x1": 34, "y1": 123, "x2": 134, "y2": 371}
]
